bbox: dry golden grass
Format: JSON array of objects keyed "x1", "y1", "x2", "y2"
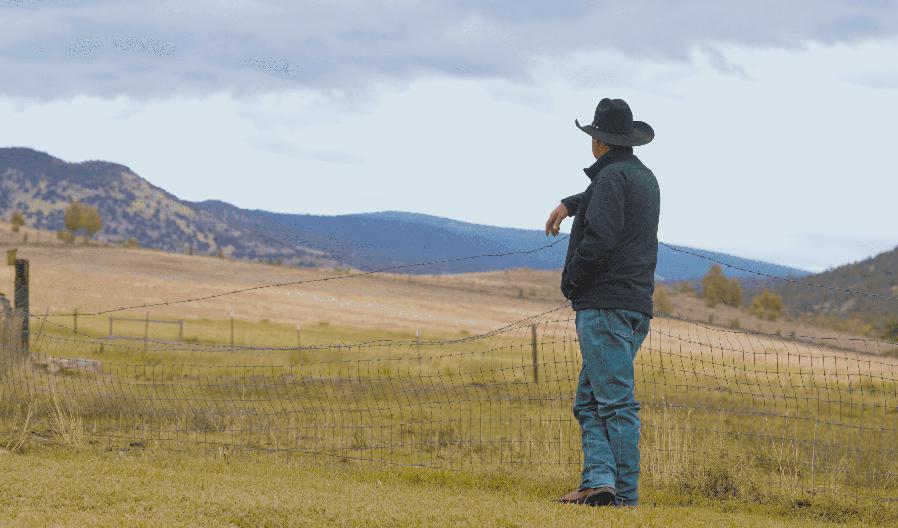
[{"x1": 0, "y1": 448, "x2": 890, "y2": 527}]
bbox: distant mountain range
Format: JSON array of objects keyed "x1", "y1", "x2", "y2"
[{"x1": 0, "y1": 147, "x2": 808, "y2": 281}]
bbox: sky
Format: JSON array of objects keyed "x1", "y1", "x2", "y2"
[{"x1": 1, "y1": 1, "x2": 897, "y2": 272}]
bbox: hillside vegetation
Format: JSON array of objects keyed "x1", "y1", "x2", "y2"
[{"x1": 774, "y1": 245, "x2": 898, "y2": 335}]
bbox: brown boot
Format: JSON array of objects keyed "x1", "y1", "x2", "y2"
[{"x1": 556, "y1": 486, "x2": 616, "y2": 506}]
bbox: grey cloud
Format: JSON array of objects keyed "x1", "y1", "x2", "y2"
[
  {"x1": 1, "y1": 1, "x2": 898, "y2": 100},
  {"x1": 842, "y1": 70, "x2": 898, "y2": 90}
]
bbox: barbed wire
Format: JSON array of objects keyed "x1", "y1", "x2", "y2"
[{"x1": 31, "y1": 235, "x2": 569, "y2": 318}]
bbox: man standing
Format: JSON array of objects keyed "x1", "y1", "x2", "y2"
[{"x1": 546, "y1": 98, "x2": 659, "y2": 507}]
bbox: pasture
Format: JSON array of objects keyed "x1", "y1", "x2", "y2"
[{"x1": 1, "y1": 244, "x2": 897, "y2": 526}]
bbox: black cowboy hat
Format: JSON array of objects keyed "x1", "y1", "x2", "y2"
[{"x1": 575, "y1": 98, "x2": 654, "y2": 147}]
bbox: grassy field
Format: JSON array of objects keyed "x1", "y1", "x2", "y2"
[
  {"x1": 0, "y1": 448, "x2": 894, "y2": 527},
  {"x1": 2, "y1": 241, "x2": 898, "y2": 526},
  {"x1": 2, "y1": 312, "x2": 896, "y2": 526}
]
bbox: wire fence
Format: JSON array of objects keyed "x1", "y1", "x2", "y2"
[{"x1": 1, "y1": 240, "x2": 897, "y2": 503}]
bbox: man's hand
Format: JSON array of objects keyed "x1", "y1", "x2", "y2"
[{"x1": 545, "y1": 202, "x2": 569, "y2": 236}]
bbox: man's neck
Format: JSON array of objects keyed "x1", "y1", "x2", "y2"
[{"x1": 584, "y1": 147, "x2": 634, "y2": 180}]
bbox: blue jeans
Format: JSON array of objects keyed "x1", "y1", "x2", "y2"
[{"x1": 574, "y1": 308, "x2": 650, "y2": 507}]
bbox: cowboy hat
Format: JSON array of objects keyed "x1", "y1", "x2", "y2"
[{"x1": 575, "y1": 98, "x2": 654, "y2": 147}]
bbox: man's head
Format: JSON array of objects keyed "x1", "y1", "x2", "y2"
[
  {"x1": 591, "y1": 137, "x2": 633, "y2": 159},
  {"x1": 576, "y1": 98, "x2": 654, "y2": 149},
  {"x1": 592, "y1": 138, "x2": 610, "y2": 159}
]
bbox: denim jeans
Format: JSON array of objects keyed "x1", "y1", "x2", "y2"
[{"x1": 574, "y1": 308, "x2": 650, "y2": 506}]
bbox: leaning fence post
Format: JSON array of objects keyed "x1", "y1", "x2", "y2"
[
  {"x1": 530, "y1": 324, "x2": 539, "y2": 383},
  {"x1": 14, "y1": 258, "x2": 29, "y2": 354}
]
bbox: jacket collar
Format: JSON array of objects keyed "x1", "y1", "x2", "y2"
[{"x1": 583, "y1": 147, "x2": 634, "y2": 181}]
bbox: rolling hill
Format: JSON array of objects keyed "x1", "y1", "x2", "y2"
[
  {"x1": 774, "y1": 245, "x2": 898, "y2": 333},
  {"x1": 0, "y1": 146, "x2": 807, "y2": 280}
]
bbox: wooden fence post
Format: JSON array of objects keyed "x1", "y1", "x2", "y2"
[
  {"x1": 73, "y1": 307, "x2": 78, "y2": 334},
  {"x1": 230, "y1": 314, "x2": 235, "y2": 352},
  {"x1": 14, "y1": 259, "x2": 29, "y2": 353},
  {"x1": 530, "y1": 324, "x2": 539, "y2": 383},
  {"x1": 416, "y1": 329, "x2": 421, "y2": 366},
  {"x1": 295, "y1": 323, "x2": 302, "y2": 365},
  {"x1": 143, "y1": 311, "x2": 149, "y2": 352}
]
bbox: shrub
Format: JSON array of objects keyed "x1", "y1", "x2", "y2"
[
  {"x1": 750, "y1": 290, "x2": 784, "y2": 321},
  {"x1": 677, "y1": 281, "x2": 696, "y2": 295},
  {"x1": 884, "y1": 320, "x2": 898, "y2": 342},
  {"x1": 9, "y1": 211, "x2": 24, "y2": 233},
  {"x1": 723, "y1": 278, "x2": 742, "y2": 307},
  {"x1": 64, "y1": 201, "x2": 102, "y2": 243},
  {"x1": 653, "y1": 284, "x2": 673, "y2": 315},
  {"x1": 123, "y1": 238, "x2": 141, "y2": 248},
  {"x1": 701, "y1": 265, "x2": 742, "y2": 307}
]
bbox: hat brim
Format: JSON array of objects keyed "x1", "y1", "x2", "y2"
[{"x1": 575, "y1": 119, "x2": 654, "y2": 147}]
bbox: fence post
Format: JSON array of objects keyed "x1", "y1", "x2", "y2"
[
  {"x1": 143, "y1": 311, "x2": 149, "y2": 352},
  {"x1": 73, "y1": 307, "x2": 78, "y2": 334},
  {"x1": 230, "y1": 314, "x2": 235, "y2": 352},
  {"x1": 295, "y1": 323, "x2": 302, "y2": 365},
  {"x1": 35, "y1": 307, "x2": 49, "y2": 347},
  {"x1": 178, "y1": 320, "x2": 184, "y2": 341},
  {"x1": 416, "y1": 329, "x2": 421, "y2": 366},
  {"x1": 530, "y1": 324, "x2": 539, "y2": 383},
  {"x1": 108, "y1": 317, "x2": 113, "y2": 337},
  {"x1": 14, "y1": 259, "x2": 29, "y2": 353}
]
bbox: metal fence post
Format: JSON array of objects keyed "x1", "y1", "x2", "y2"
[
  {"x1": 530, "y1": 324, "x2": 539, "y2": 383},
  {"x1": 14, "y1": 259, "x2": 29, "y2": 353}
]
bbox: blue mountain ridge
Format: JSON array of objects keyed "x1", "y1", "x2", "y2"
[{"x1": 205, "y1": 205, "x2": 808, "y2": 280}]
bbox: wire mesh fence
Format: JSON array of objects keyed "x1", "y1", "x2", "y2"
[{"x1": 2, "y1": 302, "x2": 897, "y2": 500}]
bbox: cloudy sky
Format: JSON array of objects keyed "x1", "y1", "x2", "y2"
[{"x1": 1, "y1": 1, "x2": 897, "y2": 271}]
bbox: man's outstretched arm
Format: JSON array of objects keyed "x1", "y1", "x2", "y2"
[{"x1": 545, "y1": 192, "x2": 584, "y2": 236}]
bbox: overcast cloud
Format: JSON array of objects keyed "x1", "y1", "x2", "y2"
[
  {"x1": 2, "y1": 1, "x2": 898, "y2": 99},
  {"x1": 1, "y1": 1, "x2": 897, "y2": 272}
]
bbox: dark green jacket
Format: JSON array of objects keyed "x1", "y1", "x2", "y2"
[{"x1": 560, "y1": 149, "x2": 660, "y2": 316}]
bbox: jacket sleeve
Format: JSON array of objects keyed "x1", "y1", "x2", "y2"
[
  {"x1": 566, "y1": 171, "x2": 626, "y2": 289},
  {"x1": 560, "y1": 193, "x2": 584, "y2": 217}
]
